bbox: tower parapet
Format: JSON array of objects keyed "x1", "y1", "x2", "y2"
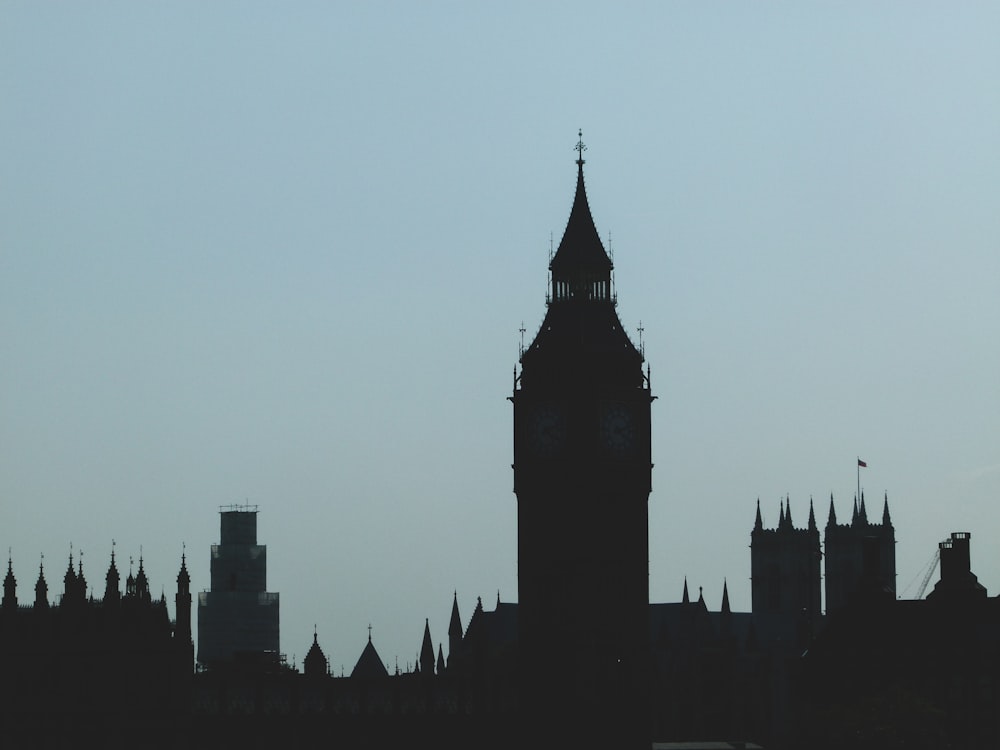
[
  {"x1": 750, "y1": 497, "x2": 822, "y2": 627},
  {"x1": 824, "y1": 492, "x2": 896, "y2": 615}
]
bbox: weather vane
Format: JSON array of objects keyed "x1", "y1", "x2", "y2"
[{"x1": 575, "y1": 129, "x2": 587, "y2": 164}]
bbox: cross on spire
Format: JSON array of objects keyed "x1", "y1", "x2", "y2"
[{"x1": 575, "y1": 129, "x2": 587, "y2": 165}]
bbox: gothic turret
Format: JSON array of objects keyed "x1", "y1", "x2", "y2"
[
  {"x1": 104, "y1": 545, "x2": 121, "y2": 605},
  {"x1": 135, "y1": 554, "x2": 151, "y2": 604},
  {"x1": 447, "y1": 591, "x2": 462, "y2": 669},
  {"x1": 35, "y1": 558, "x2": 48, "y2": 608},
  {"x1": 175, "y1": 550, "x2": 192, "y2": 645},
  {"x1": 303, "y1": 627, "x2": 327, "y2": 677},
  {"x1": 419, "y1": 618, "x2": 435, "y2": 676},
  {"x1": 63, "y1": 550, "x2": 77, "y2": 603},
  {"x1": 3, "y1": 554, "x2": 16, "y2": 609}
]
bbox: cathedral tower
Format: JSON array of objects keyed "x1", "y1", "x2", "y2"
[
  {"x1": 750, "y1": 498, "x2": 822, "y2": 643},
  {"x1": 824, "y1": 492, "x2": 895, "y2": 614},
  {"x1": 512, "y1": 136, "x2": 652, "y2": 748}
]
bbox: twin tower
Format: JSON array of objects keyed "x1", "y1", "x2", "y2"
[{"x1": 751, "y1": 493, "x2": 896, "y2": 628}]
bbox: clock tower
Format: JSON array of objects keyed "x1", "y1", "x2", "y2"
[{"x1": 513, "y1": 135, "x2": 652, "y2": 749}]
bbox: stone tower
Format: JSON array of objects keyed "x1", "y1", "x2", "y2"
[
  {"x1": 824, "y1": 492, "x2": 896, "y2": 614},
  {"x1": 512, "y1": 136, "x2": 653, "y2": 749},
  {"x1": 197, "y1": 506, "x2": 280, "y2": 669},
  {"x1": 751, "y1": 498, "x2": 822, "y2": 644}
]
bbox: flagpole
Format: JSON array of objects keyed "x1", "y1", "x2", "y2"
[{"x1": 857, "y1": 457, "x2": 867, "y2": 506}]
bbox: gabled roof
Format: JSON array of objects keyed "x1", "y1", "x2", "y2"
[{"x1": 351, "y1": 635, "x2": 389, "y2": 680}]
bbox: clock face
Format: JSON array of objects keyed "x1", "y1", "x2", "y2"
[
  {"x1": 528, "y1": 404, "x2": 566, "y2": 456},
  {"x1": 600, "y1": 403, "x2": 635, "y2": 456}
]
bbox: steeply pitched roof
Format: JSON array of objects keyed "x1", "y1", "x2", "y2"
[
  {"x1": 351, "y1": 635, "x2": 388, "y2": 680},
  {"x1": 549, "y1": 153, "x2": 613, "y2": 279}
]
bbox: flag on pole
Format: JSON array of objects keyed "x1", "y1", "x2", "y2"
[{"x1": 858, "y1": 459, "x2": 867, "y2": 468}]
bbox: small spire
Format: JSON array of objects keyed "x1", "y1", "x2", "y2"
[
  {"x1": 682, "y1": 577, "x2": 690, "y2": 604},
  {"x1": 784, "y1": 495, "x2": 793, "y2": 528},
  {"x1": 754, "y1": 499, "x2": 763, "y2": 531},
  {"x1": 3, "y1": 551, "x2": 16, "y2": 609},
  {"x1": 35, "y1": 553, "x2": 49, "y2": 608},
  {"x1": 721, "y1": 579, "x2": 731, "y2": 615},
  {"x1": 448, "y1": 591, "x2": 463, "y2": 639},
  {"x1": 697, "y1": 585, "x2": 704, "y2": 605},
  {"x1": 851, "y1": 495, "x2": 860, "y2": 525},
  {"x1": 827, "y1": 494, "x2": 837, "y2": 526},
  {"x1": 808, "y1": 497, "x2": 817, "y2": 532},
  {"x1": 858, "y1": 492, "x2": 868, "y2": 525},
  {"x1": 882, "y1": 491, "x2": 892, "y2": 526}
]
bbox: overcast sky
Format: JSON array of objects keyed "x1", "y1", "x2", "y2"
[{"x1": 2, "y1": 3, "x2": 998, "y2": 674}]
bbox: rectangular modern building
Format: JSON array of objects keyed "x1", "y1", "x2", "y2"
[{"x1": 197, "y1": 506, "x2": 279, "y2": 669}]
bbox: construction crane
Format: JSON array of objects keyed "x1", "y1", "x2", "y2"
[{"x1": 915, "y1": 547, "x2": 941, "y2": 599}]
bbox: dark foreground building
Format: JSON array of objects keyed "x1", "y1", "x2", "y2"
[
  {"x1": 513, "y1": 133, "x2": 653, "y2": 750},
  {"x1": 3, "y1": 144, "x2": 999, "y2": 749},
  {"x1": 0, "y1": 548, "x2": 193, "y2": 747}
]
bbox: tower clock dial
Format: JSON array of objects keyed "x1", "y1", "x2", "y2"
[
  {"x1": 528, "y1": 404, "x2": 566, "y2": 456},
  {"x1": 600, "y1": 403, "x2": 636, "y2": 456}
]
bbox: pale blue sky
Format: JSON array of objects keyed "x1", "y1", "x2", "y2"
[{"x1": 2, "y1": 3, "x2": 998, "y2": 673}]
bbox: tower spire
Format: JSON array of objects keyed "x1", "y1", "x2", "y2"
[
  {"x1": 3, "y1": 552, "x2": 16, "y2": 609},
  {"x1": 547, "y1": 132, "x2": 613, "y2": 305}
]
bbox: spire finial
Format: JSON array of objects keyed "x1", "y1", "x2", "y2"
[{"x1": 575, "y1": 129, "x2": 587, "y2": 166}]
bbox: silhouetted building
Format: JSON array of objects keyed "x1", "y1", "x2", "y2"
[
  {"x1": 6, "y1": 139, "x2": 1000, "y2": 750},
  {"x1": 512, "y1": 133, "x2": 653, "y2": 750},
  {"x1": 824, "y1": 491, "x2": 896, "y2": 614},
  {"x1": 0, "y1": 548, "x2": 192, "y2": 747},
  {"x1": 751, "y1": 497, "x2": 822, "y2": 645},
  {"x1": 798, "y1": 531, "x2": 999, "y2": 748},
  {"x1": 197, "y1": 505, "x2": 280, "y2": 670}
]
